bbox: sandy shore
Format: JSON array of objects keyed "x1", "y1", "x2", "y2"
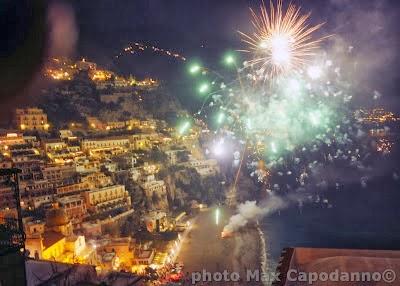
[{"x1": 177, "y1": 206, "x2": 263, "y2": 285}]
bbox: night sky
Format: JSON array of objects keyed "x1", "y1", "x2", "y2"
[
  {"x1": 0, "y1": 0, "x2": 399, "y2": 113},
  {"x1": 69, "y1": 0, "x2": 400, "y2": 110}
]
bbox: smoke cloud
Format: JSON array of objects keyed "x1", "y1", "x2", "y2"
[
  {"x1": 223, "y1": 195, "x2": 288, "y2": 233},
  {"x1": 325, "y1": 0, "x2": 400, "y2": 109}
]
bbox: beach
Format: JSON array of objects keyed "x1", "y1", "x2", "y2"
[{"x1": 177, "y1": 206, "x2": 263, "y2": 285}]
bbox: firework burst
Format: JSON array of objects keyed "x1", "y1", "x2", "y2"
[{"x1": 239, "y1": 0, "x2": 327, "y2": 80}]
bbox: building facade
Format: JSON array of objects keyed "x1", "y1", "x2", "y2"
[
  {"x1": 15, "y1": 108, "x2": 49, "y2": 131},
  {"x1": 57, "y1": 195, "x2": 87, "y2": 223},
  {"x1": 83, "y1": 185, "x2": 131, "y2": 213},
  {"x1": 81, "y1": 137, "x2": 130, "y2": 151}
]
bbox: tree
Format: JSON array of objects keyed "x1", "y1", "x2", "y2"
[
  {"x1": 176, "y1": 150, "x2": 190, "y2": 163},
  {"x1": 173, "y1": 197, "x2": 182, "y2": 208},
  {"x1": 103, "y1": 223, "x2": 120, "y2": 237},
  {"x1": 148, "y1": 149, "x2": 168, "y2": 164}
]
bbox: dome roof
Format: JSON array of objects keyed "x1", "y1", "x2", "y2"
[{"x1": 45, "y1": 207, "x2": 70, "y2": 227}]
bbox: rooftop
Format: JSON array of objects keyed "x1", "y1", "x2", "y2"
[
  {"x1": 42, "y1": 231, "x2": 65, "y2": 249},
  {"x1": 274, "y1": 247, "x2": 400, "y2": 286}
]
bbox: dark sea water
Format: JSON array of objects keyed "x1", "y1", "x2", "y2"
[{"x1": 262, "y1": 176, "x2": 400, "y2": 261}]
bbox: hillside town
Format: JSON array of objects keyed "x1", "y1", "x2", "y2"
[{"x1": 0, "y1": 58, "x2": 224, "y2": 285}]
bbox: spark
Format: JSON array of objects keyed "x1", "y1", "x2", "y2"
[
  {"x1": 287, "y1": 78, "x2": 301, "y2": 92},
  {"x1": 189, "y1": 63, "x2": 201, "y2": 74},
  {"x1": 307, "y1": 65, "x2": 322, "y2": 80},
  {"x1": 239, "y1": 0, "x2": 327, "y2": 80},
  {"x1": 309, "y1": 111, "x2": 321, "y2": 126},
  {"x1": 213, "y1": 138, "x2": 225, "y2": 156},
  {"x1": 270, "y1": 142, "x2": 278, "y2": 153},
  {"x1": 215, "y1": 208, "x2": 220, "y2": 225},
  {"x1": 178, "y1": 121, "x2": 191, "y2": 135},
  {"x1": 217, "y1": 112, "x2": 225, "y2": 124},
  {"x1": 198, "y1": 82, "x2": 210, "y2": 94},
  {"x1": 224, "y1": 53, "x2": 236, "y2": 66}
]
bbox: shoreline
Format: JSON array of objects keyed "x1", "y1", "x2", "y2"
[
  {"x1": 257, "y1": 223, "x2": 270, "y2": 286},
  {"x1": 231, "y1": 224, "x2": 266, "y2": 286},
  {"x1": 178, "y1": 206, "x2": 265, "y2": 285}
]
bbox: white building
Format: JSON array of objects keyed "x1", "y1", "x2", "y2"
[
  {"x1": 41, "y1": 164, "x2": 76, "y2": 182},
  {"x1": 183, "y1": 159, "x2": 220, "y2": 177},
  {"x1": 81, "y1": 137, "x2": 129, "y2": 151},
  {"x1": 84, "y1": 185, "x2": 131, "y2": 213},
  {"x1": 165, "y1": 149, "x2": 185, "y2": 165}
]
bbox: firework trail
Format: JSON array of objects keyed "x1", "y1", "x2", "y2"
[{"x1": 183, "y1": 0, "x2": 391, "y2": 204}]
